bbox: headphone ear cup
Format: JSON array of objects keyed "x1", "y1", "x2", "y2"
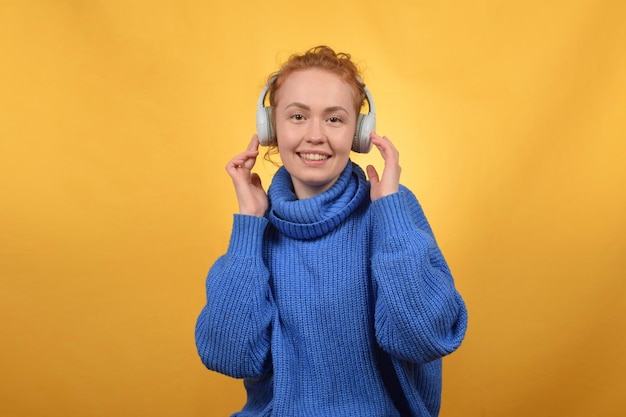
[
  {"x1": 353, "y1": 113, "x2": 375, "y2": 153},
  {"x1": 256, "y1": 106, "x2": 276, "y2": 146}
]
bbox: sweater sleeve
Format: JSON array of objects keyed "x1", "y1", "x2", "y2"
[
  {"x1": 371, "y1": 186, "x2": 467, "y2": 364},
  {"x1": 195, "y1": 214, "x2": 273, "y2": 378}
]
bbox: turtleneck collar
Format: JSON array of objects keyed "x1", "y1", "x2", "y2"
[{"x1": 267, "y1": 161, "x2": 369, "y2": 240}]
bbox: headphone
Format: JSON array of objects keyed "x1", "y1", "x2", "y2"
[{"x1": 256, "y1": 76, "x2": 376, "y2": 153}]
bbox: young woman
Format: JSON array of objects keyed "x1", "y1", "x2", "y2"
[{"x1": 195, "y1": 45, "x2": 467, "y2": 417}]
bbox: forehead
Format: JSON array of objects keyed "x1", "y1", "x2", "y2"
[{"x1": 276, "y1": 69, "x2": 358, "y2": 110}]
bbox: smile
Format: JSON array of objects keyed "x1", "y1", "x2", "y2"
[{"x1": 299, "y1": 153, "x2": 330, "y2": 161}]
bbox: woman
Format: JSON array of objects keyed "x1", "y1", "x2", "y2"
[{"x1": 195, "y1": 45, "x2": 467, "y2": 416}]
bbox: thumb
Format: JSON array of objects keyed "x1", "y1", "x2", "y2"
[{"x1": 366, "y1": 165, "x2": 379, "y2": 184}]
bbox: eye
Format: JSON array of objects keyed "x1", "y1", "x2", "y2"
[
  {"x1": 327, "y1": 116, "x2": 343, "y2": 124},
  {"x1": 291, "y1": 113, "x2": 304, "y2": 121}
]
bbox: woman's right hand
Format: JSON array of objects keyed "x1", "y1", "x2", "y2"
[{"x1": 225, "y1": 135, "x2": 268, "y2": 217}]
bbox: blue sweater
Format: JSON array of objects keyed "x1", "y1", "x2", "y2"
[{"x1": 195, "y1": 161, "x2": 467, "y2": 416}]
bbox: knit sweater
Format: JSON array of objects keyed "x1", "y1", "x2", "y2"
[{"x1": 195, "y1": 161, "x2": 467, "y2": 417}]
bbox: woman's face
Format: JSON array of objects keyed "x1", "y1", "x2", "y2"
[{"x1": 274, "y1": 68, "x2": 358, "y2": 199}]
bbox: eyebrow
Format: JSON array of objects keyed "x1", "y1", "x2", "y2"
[{"x1": 285, "y1": 102, "x2": 350, "y2": 115}]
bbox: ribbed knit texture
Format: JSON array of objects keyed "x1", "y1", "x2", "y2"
[{"x1": 195, "y1": 161, "x2": 468, "y2": 417}]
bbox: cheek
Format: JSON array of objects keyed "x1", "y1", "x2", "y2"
[
  {"x1": 337, "y1": 128, "x2": 356, "y2": 153},
  {"x1": 274, "y1": 121, "x2": 291, "y2": 146}
]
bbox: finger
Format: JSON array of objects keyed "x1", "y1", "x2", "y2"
[
  {"x1": 372, "y1": 134, "x2": 393, "y2": 149},
  {"x1": 247, "y1": 134, "x2": 260, "y2": 152},
  {"x1": 370, "y1": 132, "x2": 386, "y2": 149},
  {"x1": 226, "y1": 136, "x2": 261, "y2": 178},
  {"x1": 372, "y1": 136, "x2": 398, "y2": 163},
  {"x1": 243, "y1": 136, "x2": 261, "y2": 169},
  {"x1": 227, "y1": 152, "x2": 256, "y2": 169}
]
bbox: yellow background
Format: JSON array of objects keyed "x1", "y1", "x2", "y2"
[{"x1": 1, "y1": 1, "x2": 625, "y2": 416}]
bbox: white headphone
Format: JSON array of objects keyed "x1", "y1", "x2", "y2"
[{"x1": 255, "y1": 77, "x2": 376, "y2": 153}]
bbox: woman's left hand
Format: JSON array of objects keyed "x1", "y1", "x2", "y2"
[{"x1": 366, "y1": 132, "x2": 401, "y2": 201}]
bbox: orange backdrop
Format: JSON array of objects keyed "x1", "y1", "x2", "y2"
[{"x1": 1, "y1": 1, "x2": 625, "y2": 416}]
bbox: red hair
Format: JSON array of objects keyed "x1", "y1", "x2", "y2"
[{"x1": 267, "y1": 45, "x2": 366, "y2": 114}]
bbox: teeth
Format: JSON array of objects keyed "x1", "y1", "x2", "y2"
[{"x1": 300, "y1": 153, "x2": 329, "y2": 161}]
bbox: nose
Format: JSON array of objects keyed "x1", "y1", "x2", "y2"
[{"x1": 308, "y1": 119, "x2": 324, "y2": 142}]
